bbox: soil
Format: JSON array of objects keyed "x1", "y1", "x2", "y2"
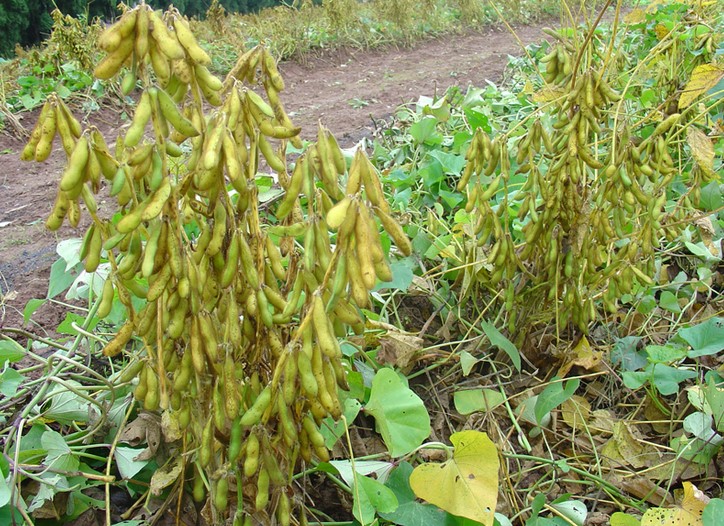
[{"x1": 0, "y1": 22, "x2": 547, "y2": 335}]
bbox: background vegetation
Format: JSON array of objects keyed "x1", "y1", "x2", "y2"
[{"x1": 0, "y1": 0, "x2": 281, "y2": 58}]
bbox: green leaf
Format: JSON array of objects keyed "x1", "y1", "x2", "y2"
[
  {"x1": 23, "y1": 298, "x2": 45, "y2": 324},
  {"x1": 703, "y1": 498, "x2": 724, "y2": 526},
  {"x1": 376, "y1": 260, "x2": 414, "y2": 292},
  {"x1": 420, "y1": 160, "x2": 445, "y2": 189},
  {"x1": 645, "y1": 344, "x2": 687, "y2": 364},
  {"x1": 494, "y1": 514, "x2": 514, "y2": 526},
  {"x1": 48, "y1": 258, "x2": 81, "y2": 299},
  {"x1": 699, "y1": 181, "x2": 723, "y2": 212},
  {"x1": 534, "y1": 378, "x2": 579, "y2": 426},
  {"x1": 28, "y1": 473, "x2": 68, "y2": 513},
  {"x1": 429, "y1": 150, "x2": 466, "y2": 176},
  {"x1": 0, "y1": 368, "x2": 24, "y2": 398},
  {"x1": 41, "y1": 430, "x2": 79, "y2": 472},
  {"x1": 381, "y1": 462, "x2": 451, "y2": 525},
  {"x1": 611, "y1": 336, "x2": 646, "y2": 372},
  {"x1": 480, "y1": 320, "x2": 520, "y2": 371},
  {"x1": 610, "y1": 512, "x2": 640, "y2": 525},
  {"x1": 329, "y1": 460, "x2": 395, "y2": 488},
  {"x1": 454, "y1": 389, "x2": 505, "y2": 415},
  {"x1": 684, "y1": 242, "x2": 720, "y2": 264},
  {"x1": 621, "y1": 371, "x2": 649, "y2": 391},
  {"x1": 365, "y1": 368, "x2": 431, "y2": 457},
  {"x1": 650, "y1": 363, "x2": 698, "y2": 396},
  {"x1": 40, "y1": 380, "x2": 99, "y2": 424},
  {"x1": 410, "y1": 117, "x2": 441, "y2": 145},
  {"x1": 57, "y1": 311, "x2": 90, "y2": 336},
  {"x1": 0, "y1": 340, "x2": 25, "y2": 366},
  {"x1": 410, "y1": 431, "x2": 499, "y2": 525},
  {"x1": 57, "y1": 238, "x2": 84, "y2": 270},
  {"x1": 114, "y1": 447, "x2": 150, "y2": 480},
  {"x1": 459, "y1": 350, "x2": 479, "y2": 376},
  {"x1": 321, "y1": 397, "x2": 362, "y2": 449},
  {"x1": 659, "y1": 290, "x2": 681, "y2": 313},
  {"x1": 0, "y1": 473, "x2": 10, "y2": 508},
  {"x1": 439, "y1": 188, "x2": 464, "y2": 209},
  {"x1": 352, "y1": 474, "x2": 399, "y2": 525},
  {"x1": 683, "y1": 412, "x2": 716, "y2": 440},
  {"x1": 703, "y1": 378, "x2": 724, "y2": 432},
  {"x1": 679, "y1": 318, "x2": 724, "y2": 358},
  {"x1": 550, "y1": 500, "x2": 587, "y2": 526}
]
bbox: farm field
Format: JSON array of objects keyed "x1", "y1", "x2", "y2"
[{"x1": 0, "y1": 1, "x2": 722, "y2": 526}]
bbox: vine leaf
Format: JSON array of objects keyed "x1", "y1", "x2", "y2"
[
  {"x1": 365, "y1": 368, "x2": 431, "y2": 457},
  {"x1": 679, "y1": 317, "x2": 724, "y2": 358},
  {"x1": 703, "y1": 499, "x2": 724, "y2": 526},
  {"x1": 353, "y1": 474, "x2": 398, "y2": 525},
  {"x1": 678, "y1": 63, "x2": 724, "y2": 110},
  {"x1": 409, "y1": 431, "x2": 499, "y2": 525}
]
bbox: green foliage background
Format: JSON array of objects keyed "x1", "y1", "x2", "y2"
[{"x1": 0, "y1": 0, "x2": 282, "y2": 58}]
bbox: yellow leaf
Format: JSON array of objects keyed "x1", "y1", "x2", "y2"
[
  {"x1": 654, "y1": 23, "x2": 671, "y2": 40},
  {"x1": 624, "y1": 8, "x2": 646, "y2": 24},
  {"x1": 641, "y1": 482, "x2": 709, "y2": 526},
  {"x1": 686, "y1": 127, "x2": 716, "y2": 177},
  {"x1": 410, "y1": 430, "x2": 499, "y2": 525},
  {"x1": 645, "y1": 0, "x2": 667, "y2": 13},
  {"x1": 150, "y1": 457, "x2": 183, "y2": 496},
  {"x1": 681, "y1": 481, "x2": 710, "y2": 515},
  {"x1": 589, "y1": 409, "x2": 616, "y2": 435},
  {"x1": 679, "y1": 64, "x2": 724, "y2": 110},
  {"x1": 561, "y1": 395, "x2": 591, "y2": 430},
  {"x1": 557, "y1": 335, "x2": 603, "y2": 376},
  {"x1": 603, "y1": 422, "x2": 661, "y2": 469},
  {"x1": 533, "y1": 86, "x2": 566, "y2": 103}
]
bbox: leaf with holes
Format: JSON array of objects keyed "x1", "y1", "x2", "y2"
[
  {"x1": 641, "y1": 482, "x2": 708, "y2": 526},
  {"x1": 352, "y1": 473, "x2": 398, "y2": 525},
  {"x1": 410, "y1": 430, "x2": 499, "y2": 525}
]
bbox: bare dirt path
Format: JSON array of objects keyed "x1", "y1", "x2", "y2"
[{"x1": 0, "y1": 22, "x2": 546, "y2": 333}]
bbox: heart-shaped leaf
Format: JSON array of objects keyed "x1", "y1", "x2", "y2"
[
  {"x1": 679, "y1": 318, "x2": 724, "y2": 358},
  {"x1": 410, "y1": 430, "x2": 499, "y2": 525},
  {"x1": 365, "y1": 368, "x2": 430, "y2": 457}
]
